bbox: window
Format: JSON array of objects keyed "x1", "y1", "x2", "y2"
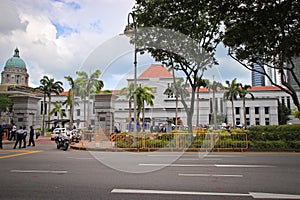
[
  {"x1": 210, "y1": 98, "x2": 213, "y2": 113},
  {"x1": 265, "y1": 118, "x2": 270, "y2": 125},
  {"x1": 246, "y1": 118, "x2": 250, "y2": 126},
  {"x1": 152, "y1": 87, "x2": 157, "y2": 94},
  {"x1": 255, "y1": 118, "x2": 260, "y2": 125},
  {"x1": 91, "y1": 119, "x2": 95, "y2": 125},
  {"x1": 235, "y1": 107, "x2": 240, "y2": 115},
  {"x1": 236, "y1": 118, "x2": 240, "y2": 125},
  {"x1": 255, "y1": 107, "x2": 259, "y2": 114},
  {"x1": 220, "y1": 98, "x2": 223, "y2": 113},
  {"x1": 77, "y1": 109, "x2": 80, "y2": 116},
  {"x1": 281, "y1": 97, "x2": 285, "y2": 106},
  {"x1": 166, "y1": 83, "x2": 174, "y2": 98},
  {"x1": 287, "y1": 96, "x2": 291, "y2": 110},
  {"x1": 265, "y1": 107, "x2": 269, "y2": 114},
  {"x1": 246, "y1": 107, "x2": 250, "y2": 115}
]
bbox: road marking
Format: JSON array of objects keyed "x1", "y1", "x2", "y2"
[
  {"x1": 11, "y1": 170, "x2": 68, "y2": 174},
  {"x1": 0, "y1": 150, "x2": 42, "y2": 159},
  {"x1": 178, "y1": 173, "x2": 243, "y2": 178},
  {"x1": 67, "y1": 157, "x2": 93, "y2": 160},
  {"x1": 139, "y1": 164, "x2": 275, "y2": 168},
  {"x1": 179, "y1": 158, "x2": 222, "y2": 161},
  {"x1": 111, "y1": 189, "x2": 300, "y2": 199},
  {"x1": 250, "y1": 192, "x2": 300, "y2": 199},
  {"x1": 111, "y1": 189, "x2": 250, "y2": 197},
  {"x1": 139, "y1": 164, "x2": 214, "y2": 167},
  {"x1": 215, "y1": 164, "x2": 275, "y2": 168}
]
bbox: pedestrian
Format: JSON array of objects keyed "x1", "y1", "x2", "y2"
[
  {"x1": 0, "y1": 124, "x2": 3, "y2": 149},
  {"x1": 22, "y1": 126, "x2": 27, "y2": 148},
  {"x1": 10, "y1": 123, "x2": 16, "y2": 141},
  {"x1": 27, "y1": 126, "x2": 35, "y2": 147},
  {"x1": 13, "y1": 126, "x2": 24, "y2": 149}
]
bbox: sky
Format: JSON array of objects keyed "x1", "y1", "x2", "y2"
[{"x1": 0, "y1": 0, "x2": 251, "y2": 91}]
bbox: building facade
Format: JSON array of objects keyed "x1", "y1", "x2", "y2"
[{"x1": 1, "y1": 48, "x2": 299, "y2": 131}]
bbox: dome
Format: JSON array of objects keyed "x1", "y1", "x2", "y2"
[{"x1": 4, "y1": 48, "x2": 26, "y2": 69}]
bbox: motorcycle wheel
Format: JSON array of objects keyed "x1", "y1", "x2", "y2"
[
  {"x1": 57, "y1": 144, "x2": 60, "y2": 149},
  {"x1": 62, "y1": 143, "x2": 69, "y2": 151}
]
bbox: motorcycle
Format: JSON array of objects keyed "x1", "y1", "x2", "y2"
[{"x1": 55, "y1": 134, "x2": 70, "y2": 151}]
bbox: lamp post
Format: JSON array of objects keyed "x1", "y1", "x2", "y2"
[{"x1": 124, "y1": 12, "x2": 137, "y2": 145}]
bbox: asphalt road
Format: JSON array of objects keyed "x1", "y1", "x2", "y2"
[{"x1": 1, "y1": 137, "x2": 300, "y2": 200}]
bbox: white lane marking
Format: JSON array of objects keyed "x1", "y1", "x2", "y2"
[
  {"x1": 67, "y1": 157, "x2": 93, "y2": 160},
  {"x1": 111, "y1": 189, "x2": 250, "y2": 197},
  {"x1": 139, "y1": 164, "x2": 275, "y2": 168},
  {"x1": 250, "y1": 192, "x2": 300, "y2": 199},
  {"x1": 11, "y1": 170, "x2": 68, "y2": 174},
  {"x1": 179, "y1": 158, "x2": 222, "y2": 161},
  {"x1": 111, "y1": 189, "x2": 300, "y2": 199},
  {"x1": 178, "y1": 173, "x2": 243, "y2": 178},
  {"x1": 139, "y1": 164, "x2": 214, "y2": 167},
  {"x1": 215, "y1": 164, "x2": 275, "y2": 168}
]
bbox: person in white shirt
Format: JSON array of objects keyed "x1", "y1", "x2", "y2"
[{"x1": 13, "y1": 126, "x2": 24, "y2": 149}]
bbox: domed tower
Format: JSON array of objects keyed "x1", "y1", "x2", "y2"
[{"x1": 1, "y1": 48, "x2": 29, "y2": 86}]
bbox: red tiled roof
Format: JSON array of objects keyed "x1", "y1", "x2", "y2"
[
  {"x1": 248, "y1": 86, "x2": 281, "y2": 91},
  {"x1": 138, "y1": 64, "x2": 172, "y2": 78}
]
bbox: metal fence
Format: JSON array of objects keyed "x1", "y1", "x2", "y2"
[{"x1": 79, "y1": 131, "x2": 248, "y2": 152}]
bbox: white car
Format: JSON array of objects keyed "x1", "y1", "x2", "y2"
[{"x1": 51, "y1": 128, "x2": 67, "y2": 141}]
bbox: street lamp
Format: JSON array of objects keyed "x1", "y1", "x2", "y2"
[{"x1": 124, "y1": 12, "x2": 137, "y2": 145}]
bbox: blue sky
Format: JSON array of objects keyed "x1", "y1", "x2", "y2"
[{"x1": 0, "y1": 0, "x2": 250, "y2": 90}]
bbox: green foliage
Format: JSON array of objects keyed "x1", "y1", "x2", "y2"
[
  {"x1": 248, "y1": 125, "x2": 300, "y2": 150},
  {"x1": 223, "y1": 0, "x2": 300, "y2": 110},
  {"x1": 0, "y1": 94, "x2": 13, "y2": 112}
]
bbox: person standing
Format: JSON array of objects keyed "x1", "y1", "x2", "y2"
[
  {"x1": 27, "y1": 126, "x2": 35, "y2": 147},
  {"x1": 10, "y1": 123, "x2": 17, "y2": 141},
  {"x1": 22, "y1": 126, "x2": 27, "y2": 148},
  {"x1": 13, "y1": 126, "x2": 24, "y2": 149},
  {"x1": 0, "y1": 124, "x2": 3, "y2": 149}
]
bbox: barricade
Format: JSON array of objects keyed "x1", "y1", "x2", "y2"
[{"x1": 77, "y1": 131, "x2": 248, "y2": 152}]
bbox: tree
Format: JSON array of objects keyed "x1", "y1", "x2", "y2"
[
  {"x1": 64, "y1": 76, "x2": 75, "y2": 129},
  {"x1": 237, "y1": 84, "x2": 254, "y2": 129},
  {"x1": 136, "y1": 86, "x2": 155, "y2": 132},
  {"x1": 133, "y1": 0, "x2": 226, "y2": 133},
  {"x1": 75, "y1": 70, "x2": 104, "y2": 128},
  {"x1": 0, "y1": 94, "x2": 13, "y2": 123},
  {"x1": 49, "y1": 102, "x2": 66, "y2": 120},
  {"x1": 119, "y1": 82, "x2": 135, "y2": 122},
  {"x1": 206, "y1": 79, "x2": 223, "y2": 129},
  {"x1": 224, "y1": 78, "x2": 240, "y2": 128},
  {"x1": 278, "y1": 101, "x2": 291, "y2": 125},
  {"x1": 195, "y1": 75, "x2": 207, "y2": 127},
  {"x1": 163, "y1": 75, "x2": 189, "y2": 129},
  {"x1": 223, "y1": 0, "x2": 300, "y2": 110},
  {"x1": 36, "y1": 76, "x2": 63, "y2": 130}
]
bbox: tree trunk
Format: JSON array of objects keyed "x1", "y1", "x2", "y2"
[
  {"x1": 231, "y1": 100, "x2": 235, "y2": 128},
  {"x1": 47, "y1": 96, "x2": 52, "y2": 129},
  {"x1": 196, "y1": 92, "x2": 200, "y2": 127},
  {"x1": 243, "y1": 98, "x2": 247, "y2": 129},
  {"x1": 213, "y1": 90, "x2": 217, "y2": 130}
]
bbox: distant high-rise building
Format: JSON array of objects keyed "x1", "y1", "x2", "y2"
[
  {"x1": 287, "y1": 57, "x2": 300, "y2": 90},
  {"x1": 252, "y1": 64, "x2": 265, "y2": 86}
]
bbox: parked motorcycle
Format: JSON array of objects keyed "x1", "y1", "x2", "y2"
[{"x1": 55, "y1": 134, "x2": 69, "y2": 151}]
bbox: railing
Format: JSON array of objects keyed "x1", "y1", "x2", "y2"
[{"x1": 79, "y1": 131, "x2": 248, "y2": 152}]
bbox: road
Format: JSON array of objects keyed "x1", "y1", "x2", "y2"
[{"x1": 1, "y1": 137, "x2": 300, "y2": 200}]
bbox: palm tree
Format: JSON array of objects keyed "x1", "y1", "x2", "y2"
[
  {"x1": 75, "y1": 70, "x2": 104, "y2": 128},
  {"x1": 119, "y1": 82, "x2": 135, "y2": 122},
  {"x1": 195, "y1": 75, "x2": 207, "y2": 127},
  {"x1": 49, "y1": 102, "x2": 66, "y2": 120},
  {"x1": 64, "y1": 76, "x2": 75, "y2": 129},
  {"x1": 36, "y1": 76, "x2": 63, "y2": 130},
  {"x1": 238, "y1": 84, "x2": 254, "y2": 129},
  {"x1": 207, "y1": 79, "x2": 223, "y2": 130},
  {"x1": 136, "y1": 86, "x2": 155, "y2": 132},
  {"x1": 35, "y1": 81, "x2": 47, "y2": 134},
  {"x1": 224, "y1": 78, "x2": 240, "y2": 128}
]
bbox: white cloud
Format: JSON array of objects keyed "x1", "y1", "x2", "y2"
[{"x1": 0, "y1": 0, "x2": 251, "y2": 91}]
